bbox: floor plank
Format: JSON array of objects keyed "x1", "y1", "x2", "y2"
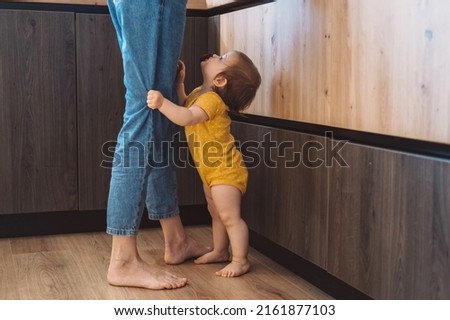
[
  {"x1": 1, "y1": 226, "x2": 332, "y2": 300},
  {"x1": 0, "y1": 239, "x2": 20, "y2": 299}
]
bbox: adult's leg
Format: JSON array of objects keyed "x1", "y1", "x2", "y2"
[
  {"x1": 106, "y1": 0, "x2": 188, "y2": 289},
  {"x1": 160, "y1": 215, "x2": 212, "y2": 265},
  {"x1": 107, "y1": 236, "x2": 187, "y2": 289},
  {"x1": 145, "y1": 154, "x2": 210, "y2": 265},
  {"x1": 143, "y1": 0, "x2": 210, "y2": 265}
]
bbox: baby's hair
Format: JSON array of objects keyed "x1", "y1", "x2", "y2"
[{"x1": 212, "y1": 51, "x2": 261, "y2": 113}]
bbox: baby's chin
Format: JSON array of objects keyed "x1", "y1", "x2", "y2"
[{"x1": 200, "y1": 53, "x2": 215, "y2": 63}]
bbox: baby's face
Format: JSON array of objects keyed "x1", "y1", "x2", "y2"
[{"x1": 200, "y1": 51, "x2": 239, "y2": 81}]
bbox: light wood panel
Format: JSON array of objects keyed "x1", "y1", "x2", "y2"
[
  {"x1": 0, "y1": 227, "x2": 332, "y2": 299},
  {"x1": 219, "y1": 0, "x2": 450, "y2": 144}
]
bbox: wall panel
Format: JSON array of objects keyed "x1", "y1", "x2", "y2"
[{"x1": 220, "y1": 0, "x2": 450, "y2": 144}]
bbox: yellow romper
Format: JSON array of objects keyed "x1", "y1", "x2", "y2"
[{"x1": 184, "y1": 88, "x2": 248, "y2": 194}]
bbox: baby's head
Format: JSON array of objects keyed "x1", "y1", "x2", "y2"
[{"x1": 203, "y1": 51, "x2": 261, "y2": 113}]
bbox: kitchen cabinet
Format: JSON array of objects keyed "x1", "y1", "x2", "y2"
[
  {"x1": 76, "y1": 13, "x2": 125, "y2": 210},
  {"x1": 232, "y1": 120, "x2": 450, "y2": 299},
  {"x1": 232, "y1": 122, "x2": 329, "y2": 268},
  {"x1": 0, "y1": 10, "x2": 77, "y2": 214},
  {"x1": 328, "y1": 143, "x2": 450, "y2": 299},
  {"x1": 0, "y1": 9, "x2": 208, "y2": 214}
]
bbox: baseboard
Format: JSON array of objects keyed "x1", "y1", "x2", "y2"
[
  {"x1": 0, "y1": 204, "x2": 210, "y2": 238},
  {"x1": 249, "y1": 230, "x2": 371, "y2": 300}
]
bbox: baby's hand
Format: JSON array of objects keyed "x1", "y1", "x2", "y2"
[
  {"x1": 147, "y1": 90, "x2": 164, "y2": 109},
  {"x1": 176, "y1": 60, "x2": 186, "y2": 84}
]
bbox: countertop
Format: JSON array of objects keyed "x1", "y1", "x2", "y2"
[{"x1": 3, "y1": 0, "x2": 240, "y2": 10}]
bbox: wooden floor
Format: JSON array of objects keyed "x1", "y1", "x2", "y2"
[{"x1": 0, "y1": 225, "x2": 332, "y2": 300}]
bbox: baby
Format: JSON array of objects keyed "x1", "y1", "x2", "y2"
[{"x1": 147, "y1": 51, "x2": 261, "y2": 277}]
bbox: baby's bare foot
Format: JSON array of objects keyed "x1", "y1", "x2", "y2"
[
  {"x1": 215, "y1": 259, "x2": 250, "y2": 278},
  {"x1": 107, "y1": 258, "x2": 187, "y2": 289},
  {"x1": 194, "y1": 250, "x2": 230, "y2": 264},
  {"x1": 164, "y1": 237, "x2": 211, "y2": 265}
]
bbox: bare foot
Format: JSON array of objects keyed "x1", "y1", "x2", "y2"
[
  {"x1": 107, "y1": 258, "x2": 187, "y2": 289},
  {"x1": 164, "y1": 237, "x2": 211, "y2": 265},
  {"x1": 194, "y1": 250, "x2": 230, "y2": 264},
  {"x1": 215, "y1": 259, "x2": 250, "y2": 278}
]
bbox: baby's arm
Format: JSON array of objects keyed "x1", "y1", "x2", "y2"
[
  {"x1": 176, "y1": 60, "x2": 188, "y2": 105},
  {"x1": 147, "y1": 90, "x2": 208, "y2": 126}
]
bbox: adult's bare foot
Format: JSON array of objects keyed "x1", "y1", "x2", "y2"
[
  {"x1": 107, "y1": 257, "x2": 187, "y2": 289},
  {"x1": 215, "y1": 259, "x2": 250, "y2": 278},
  {"x1": 194, "y1": 250, "x2": 229, "y2": 264},
  {"x1": 164, "y1": 237, "x2": 211, "y2": 265}
]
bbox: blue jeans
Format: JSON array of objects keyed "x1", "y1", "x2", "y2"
[{"x1": 106, "y1": 0, "x2": 187, "y2": 236}]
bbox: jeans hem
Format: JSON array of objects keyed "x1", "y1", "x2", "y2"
[
  {"x1": 106, "y1": 227, "x2": 139, "y2": 236},
  {"x1": 148, "y1": 208, "x2": 180, "y2": 220}
]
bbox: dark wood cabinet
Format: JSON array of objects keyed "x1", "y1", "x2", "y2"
[
  {"x1": 0, "y1": 10, "x2": 77, "y2": 214},
  {"x1": 177, "y1": 17, "x2": 212, "y2": 205},
  {"x1": 232, "y1": 122, "x2": 329, "y2": 268},
  {"x1": 0, "y1": 10, "x2": 208, "y2": 214},
  {"x1": 232, "y1": 121, "x2": 450, "y2": 299},
  {"x1": 76, "y1": 13, "x2": 125, "y2": 210},
  {"x1": 328, "y1": 143, "x2": 450, "y2": 299}
]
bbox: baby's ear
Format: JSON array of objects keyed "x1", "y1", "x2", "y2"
[{"x1": 213, "y1": 75, "x2": 227, "y2": 88}]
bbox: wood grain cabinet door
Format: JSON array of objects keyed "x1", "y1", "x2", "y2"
[
  {"x1": 76, "y1": 13, "x2": 125, "y2": 211},
  {"x1": 232, "y1": 122, "x2": 329, "y2": 269},
  {"x1": 328, "y1": 143, "x2": 450, "y2": 299},
  {"x1": 0, "y1": 10, "x2": 77, "y2": 214}
]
